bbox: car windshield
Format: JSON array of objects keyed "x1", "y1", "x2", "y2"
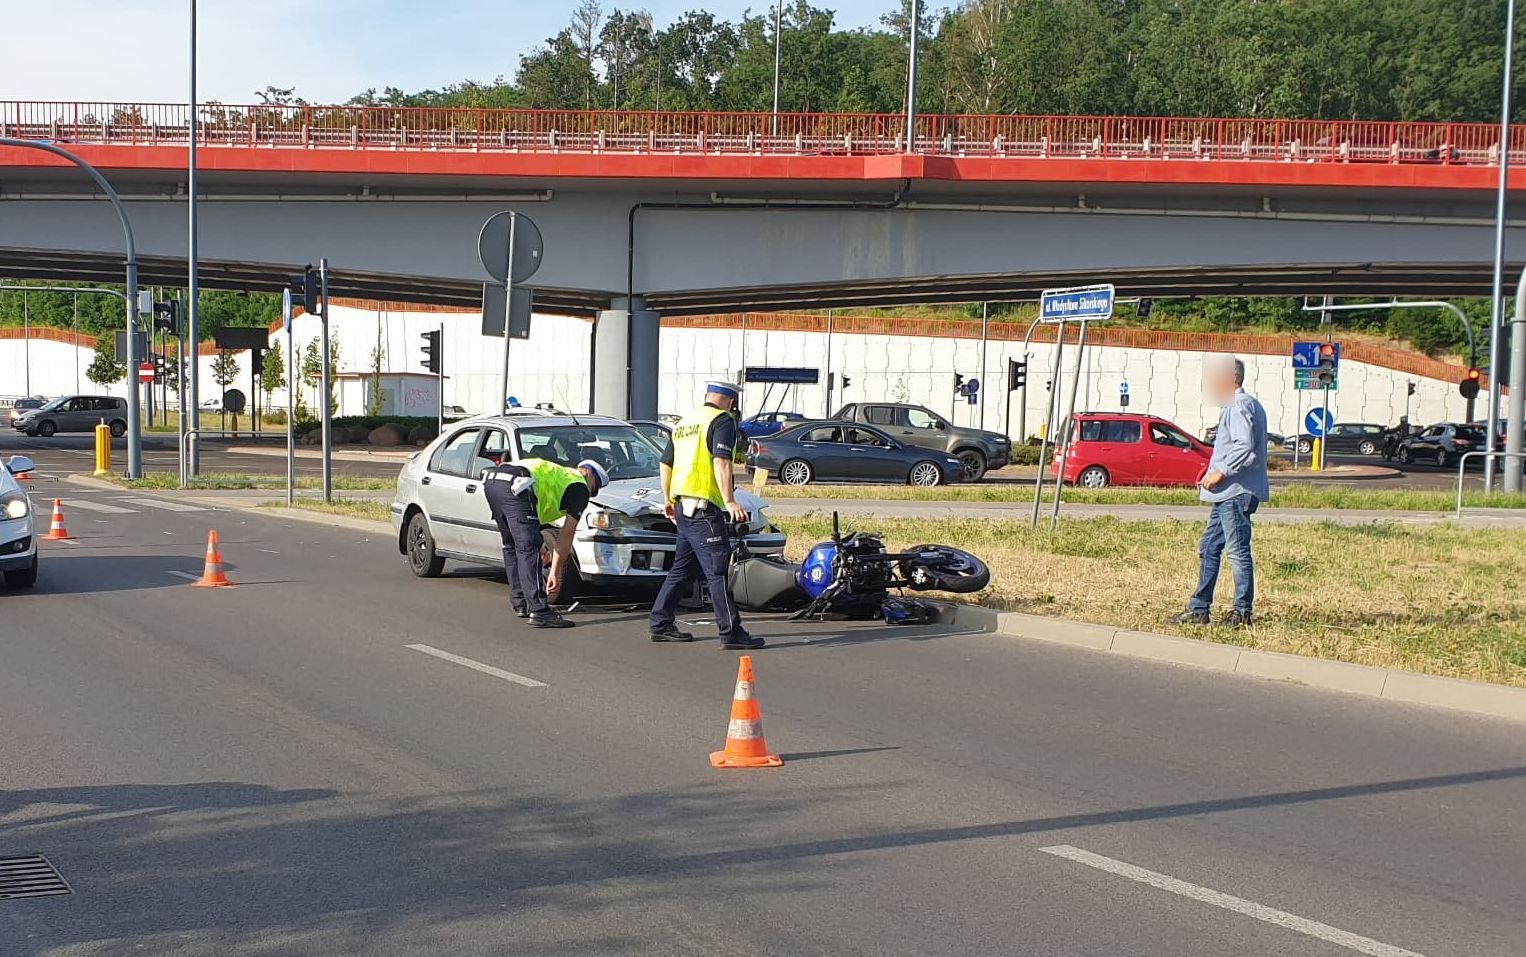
[
  {"x1": 515, "y1": 425, "x2": 662, "y2": 480},
  {"x1": 36, "y1": 397, "x2": 70, "y2": 412}
]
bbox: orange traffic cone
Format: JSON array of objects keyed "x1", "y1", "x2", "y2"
[
  {"x1": 192, "y1": 529, "x2": 234, "y2": 587},
  {"x1": 710, "y1": 655, "x2": 783, "y2": 769},
  {"x1": 40, "y1": 499, "x2": 74, "y2": 541}
]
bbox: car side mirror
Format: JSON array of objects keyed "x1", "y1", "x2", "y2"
[
  {"x1": 5, "y1": 455, "x2": 35, "y2": 475},
  {"x1": 935, "y1": 421, "x2": 947, "y2": 431}
]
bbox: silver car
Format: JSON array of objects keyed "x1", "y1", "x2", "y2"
[
  {"x1": 0, "y1": 455, "x2": 38, "y2": 588},
  {"x1": 390, "y1": 413, "x2": 785, "y2": 601}
]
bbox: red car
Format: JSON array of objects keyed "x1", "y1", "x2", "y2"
[{"x1": 1051, "y1": 412, "x2": 1212, "y2": 488}]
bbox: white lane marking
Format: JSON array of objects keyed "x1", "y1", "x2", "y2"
[
  {"x1": 119, "y1": 497, "x2": 206, "y2": 512},
  {"x1": 405, "y1": 643, "x2": 548, "y2": 688},
  {"x1": 1039, "y1": 845, "x2": 1425, "y2": 957},
  {"x1": 258, "y1": 548, "x2": 279, "y2": 554},
  {"x1": 61, "y1": 498, "x2": 136, "y2": 514},
  {"x1": 165, "y1": 570, "x2": 201, "y2": 581}
]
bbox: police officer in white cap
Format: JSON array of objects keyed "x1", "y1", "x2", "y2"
[
  {"x1": 482, "y1": 456, "x2": 609, "y2": 628},
  {"x1": 648, "y1": 380, "x2": 762, "y2": 649}
]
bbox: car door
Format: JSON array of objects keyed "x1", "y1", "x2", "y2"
[
  {"x1": 842, "y1": 426, "x2": 906, "y2": 481},
  {"x1": 59, "y1": 397, "x2": 90, "y2": 431},
  {"x1": 1147, "y1": 422, "x2": 1207, "y2": 486},
  {"x1": 895, "y1": 406, "x2": 950, "y2": 452},
  {"x1": 418, "y1": 426, "x2": 483, "y2": 554},
  {"x1": 94, "y1": 397, "x2": 124, "y2": 428},
  {"x1": 456, "y1": 427, "x2": 511, "y2": 561},
  {"x1": 788, "y1": 425, "x2": 843, "y2": 479}
]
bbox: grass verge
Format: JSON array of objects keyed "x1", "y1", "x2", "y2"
[
  {"x1": 262, "y1": 498, "x2": 393, "y2": 523},
  {"x1": 775, "y1": 514, "x2": 1526, "y2": 688},
  {"x1": 111, "y1": 472, "x2": 394, "y2": 492},
  {"x1": 758, "y1": 482, "x2": 1526, "y2": 511}
]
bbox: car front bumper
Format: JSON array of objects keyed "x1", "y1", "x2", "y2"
[
  {"x1": 0, "y1": 518, "x2": 36, "y2": 571},
  {"x1": 576, "y1": 526, "x2": 786, "y2": 580}
]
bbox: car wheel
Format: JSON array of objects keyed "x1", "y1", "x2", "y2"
[
  {"x1": 1358, "y1": 440, "x2": 1377, "y2": 455},
  {"x1": 3, "y1": 553, "x2": 38, "y2": 588},
  {"x1": 1435, "y1": 449, "x2": 1449, "y2": 468},
  {"x1": 546, "y1": 554, "x2": 581, "y2": 605},
  {"x1": 37, "y1": 420, "x2": 56, "y2": 438},
  {"x1": 1297, "y1": 439, "x2": 1312, "y2": 454},
  {"x1": 1398, "y1": 446, "x2": 1412, "y2": 465},
  {"x1": 957, "y1": 449, "x2": 988, "y2": 482},
  {"x1": 780, "y1": 459, "x2": 813, "y2": 486},
  {"x1": 908, "y1": 461, "x2": 942, "y2": 487},
  {"x1": 1078, "y1": 465, "x2": 1110, "y2": 489},
  {"x1": 108, "y1": 420, "x2": 126, "y2": 438},
  {"x1": 406, "y1": 511, "x2": 445, "y2": 578}
]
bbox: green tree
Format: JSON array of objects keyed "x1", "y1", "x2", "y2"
[
  {"x1": 211, "y1": 349, "x2": 241, "y2": 428},
  {"x1": 301, "y1": 338, "x2": 322, "y2": 414},
  {"x1": 260, "y1": 340, "x2": 286, "y2": 414},
  {"x1": 85, "y1": 332, "x2": 126, "y2": 387}
]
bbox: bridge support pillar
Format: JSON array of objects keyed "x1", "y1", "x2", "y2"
[{"x1": 593, "y1": 297, "x2": 660, "y2": 420}]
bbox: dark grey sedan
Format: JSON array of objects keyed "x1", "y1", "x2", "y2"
[{"x1": 746, "y1": 421, "x2": 966, "y2": 487}]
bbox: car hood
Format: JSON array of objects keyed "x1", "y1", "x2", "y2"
[{"x1": 592, "y1": 477, "x2": 765, "y2": 517}]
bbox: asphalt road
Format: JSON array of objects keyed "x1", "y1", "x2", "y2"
[{"x1": 0, "y1": 471, "x2": 1523, "y2": 955}]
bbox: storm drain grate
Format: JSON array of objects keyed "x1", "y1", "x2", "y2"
[{"x1": 0, "y1": 855, "x2": 72, "y2": 900}]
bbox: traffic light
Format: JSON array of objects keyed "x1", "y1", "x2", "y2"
[
  {"x1": 840, "y1": 375, "x2": 851, "y2": 390},
  {"x1": 152, "y1": 354, "x2": 167, "y2": 379},
  {"x1": 420, "y1": 329, "x2": 442, "y2": 374},
  {"x1": 1316, "y1": 342, "x2": 1340, "y2": 388},
  {"x1": 1407, "y1": 381, "x2": 1417, "y2": 397},
  {"x1": 1460, "y1": 367, "x2": 1482, "y2": 400},
  {"x1": 1136, "y1": 297, "x2": 1154, "y2": 319},
  {"x1": 288, "y1": 265, "x2": 322, "y2": 316},
  {"x1": 1008, "y1": 358, "x2": 1027, "y2": 390},
  {"x1": 152, "y1": 300, "x2": 180, "y2": 336},
  {"x1": 954, "y1": 373, "x2": 965, "y2": 394},
  {"x1": 251, "y1": 346, "x2": 266, "y2": 376}
]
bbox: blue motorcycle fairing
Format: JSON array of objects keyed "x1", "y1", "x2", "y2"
[{"x1": 797, "y1": 542, "x2": 837, "y2": 598}]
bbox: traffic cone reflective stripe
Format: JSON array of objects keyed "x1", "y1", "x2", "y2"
[
  {"x1": 710, "y1": 656, "x2": 782, "y2": 769},
  {"x1": 192, "y1": 529, "x2": 233, "y2": 587},
  {"x1": 40, "y1": 499, "x2": 74, "y2": 541}
]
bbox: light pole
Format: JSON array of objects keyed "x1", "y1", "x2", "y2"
[
  {"x1": 904, "y1": 0, "x2": 921, "y2": 152},
  {"x1": 0, "y1": 137, "x2": 143, "y2": 477},
  {"x1": 771, "y1": 0, "x2": 783, "y2": 136},
  {"x1": 187, "y1": 0, "x2": 202, "y2": 476},
  {"x1": 1486, "y1": 0, "x2": 1517, "y2": 493}
]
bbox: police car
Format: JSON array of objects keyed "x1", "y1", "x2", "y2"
[
  {"x1": 0, "y1": 454, "x2": 38, "y2": 588},
  {"x1": 391, "y1": 412, "x2": 785, "y2": 601}
]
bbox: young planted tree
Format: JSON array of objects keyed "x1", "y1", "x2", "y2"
[
  {"x1": 85, "y1": 333, "x2": 127, "y2": 387},
  {"x1": 301, "y1": 338, "x2": 322, "y2": 418},
  {"x1": 260, "y1": 340, "x2": 286, "y2": 421},
  {"x1": 368, "y1": 320, "x2": 385, "y2": 416}
]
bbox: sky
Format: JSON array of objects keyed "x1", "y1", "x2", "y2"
[{"x1": 7, "y1": 0, "x2": 891, "y2": 105}]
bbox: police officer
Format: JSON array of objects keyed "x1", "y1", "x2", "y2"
[
  {"x1": 482, "y1": 456, "x2": 610, "y2": 628},
  {"x1": 648, "y1": 381, "x2": 763, "y2": 649}
]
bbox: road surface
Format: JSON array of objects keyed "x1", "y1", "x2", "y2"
[{"x1": 0, "y1": 470, "x2": 1522, "y2": 955}]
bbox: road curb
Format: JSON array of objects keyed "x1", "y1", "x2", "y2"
[
  {"x1": 64, "y1": 474, "x2": 124, "y2": 491},
  {"x1": 198, "y1": 498, "x2": 396, "y2": 535},
  {"x1": 960, "y1": 606, "x2": 1526, "y2": 723}
]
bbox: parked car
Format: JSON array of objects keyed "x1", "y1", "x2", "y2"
[
  {"x1": 1289, "y1": 422, "x2": 1387, "y2": 456},
  {"x1": 1053, "y1": 412, "x2": 1211, "y2": 488},
  {"x1": 1396, "y1": 422, "x2": 1491, "y2": 468},
  {"x1": 739, "y1": 411, "x2": 806, "y2": 438},
  {"x1": 0, "y1": 454, "x2": 38, "y2": 588},
  {"x1": 13, "y1": 395, "x2": 128, "y2": 437},
  {"x1": 443, "y1": 404, "x2": 471, "y2": 421},
  {"x1": 629, "y1": 419, "x2": 672, "y2": 449},
  {"x1": 6, "y1": 397, "x2": 46, "y2": 428},
  {"x1": 832, "y1": 402, "x2": 1011, "y2": 481},
  {"x1": 1203, "y1": 424, "x2": 1286, "y2": 450},
  {"x1": 391, "y1": 413, "x2": 784, "y2": 601},
  {"x1": 748, "y1": 420, "x2": 966, "y2": 487}
]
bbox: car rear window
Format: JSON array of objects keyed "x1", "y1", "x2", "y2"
[
  {"x1": 1079, "y1": 420, "x2": 1140, "y2": 443},
  {"x1": 1457, "y1": 427, "x2": 1487, "y2": 443}
]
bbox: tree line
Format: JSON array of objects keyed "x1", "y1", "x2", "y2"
[{"x1": 320, "y1": 0, "x2": 1521, "y2": 123}]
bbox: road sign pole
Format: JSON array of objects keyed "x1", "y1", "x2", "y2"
[
  {"x1": 498, "y1": 212, "x2": 517, "y2": 414},
  {"x1": 1030, "y1": 327, "x2": 1067, "y2": 529},
  {"x1": 319, "y1": 258, "x2": 332, "y2": 504},
  {"x1": 1050, "y1": 320, "x2": 1089, "y2": 530},
  {"x1": 979, "y1": 301, "x2": 989, "y2": 431},
  {"x1": 1320, "y1": 385, "x2": 1330, "y2": 470},
  {"x1": 438, "y1": 321, "x2": 446, "y2": 438},
  {"x1": 283, "y1": 288, "x2": 294, "y2": 507}
]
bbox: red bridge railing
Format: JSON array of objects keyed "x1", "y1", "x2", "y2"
[{"x1": 3, "y1": 101, "x2": 1524, "y2": 166}]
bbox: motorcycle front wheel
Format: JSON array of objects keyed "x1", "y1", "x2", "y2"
[{"x1": 900, "y1": 545, "x2": 992, "y2": 594}]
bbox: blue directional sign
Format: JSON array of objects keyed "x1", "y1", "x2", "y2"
[
  {"x1": 1119, "y1": 380, "x2": 1130, "y2": 396},
  {"x1": 964, "y1": 377, "x2": 980, "y2": 405},
  {"x1": 1292, "y1": 340, "x2": 1341, "y2": 391},
  {"x1": 1291, "y1": 341, "x2": 1321, "y2": 368},
  {"x1": 1304, "y1": 408, "x2": 1335, "y2": 437},
  {"x1": 1039, "y1": 284, "x2": 1115, "y2": 323}
]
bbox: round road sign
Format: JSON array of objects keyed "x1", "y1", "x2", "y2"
[
  {"x1": 478, "y1": 211, "x2": 544, "y2": 284},
  {"x1": 1304, "y1": 407, "x2": 1334, "y2": 437},
  {"x1": 223, "y1": 389, "x2": 247, "y2": 415}
]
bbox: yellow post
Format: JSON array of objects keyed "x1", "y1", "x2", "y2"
[
  {"x1": 1310, "y1": 437, "x2": 1323, "y2": 472},
  {"x1": 92, "y1": 422, "x2": 112, "y2": 477}
]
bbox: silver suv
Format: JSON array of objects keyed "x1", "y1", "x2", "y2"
[
  {"x1": 14, "y1": 395, "x2": 128, "y2": 437},
  {"x1": 390, "y1": 412, "x2": 785, "y2": 601}
]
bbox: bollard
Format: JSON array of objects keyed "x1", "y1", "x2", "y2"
[
  {"x1": 1310, "y1": 437, "x2": 1323, "y2": 472},
  {"x1": 92, "y1": 421, "x2": 112, "y2": 477}
]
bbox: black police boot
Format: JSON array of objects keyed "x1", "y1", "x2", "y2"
[
  {"x1": 1165, "y1": 609, "x2": 1211, "y2": 626},
  {"x1": 529, "y1": 609, "x2": 574, "y2": 629},
  {"x1": 650, "y1": 624, "x2": 694, "y2": 643},
  {"x1": 721, "y1": 633, "x2": 765, "y2": 651}
]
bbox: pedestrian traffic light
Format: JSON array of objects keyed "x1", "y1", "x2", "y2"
[
  {"x1": 288, "y1": 265, "x2": 322, "y2": 316},
  {"x1": 1460, "y1": 367, "x2": 1481, "y2": 399},
  {"x1": 954, "y1": 373, "x2": 965, "y2": 394},
  {"x1": 152, "y1": 355, "x2": 167, "y2": 378},
  {"x1": 420, "y1": 329, "x2": 442, "y2": 374},
  {"x1": 1008, "y1": 358, "x2": 1027, "y2": 390},
  {"x1": 152, "y1": 300, "x2": 180, "y2": 336}
]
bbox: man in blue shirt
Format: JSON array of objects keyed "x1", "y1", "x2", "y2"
[{"x1": 1168, "y1": 356, "x2": 1269, "y2": 627}]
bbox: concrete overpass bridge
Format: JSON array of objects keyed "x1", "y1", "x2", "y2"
[{"x1": 2, "y1": 101, "x2": 1524, "y2": 415}]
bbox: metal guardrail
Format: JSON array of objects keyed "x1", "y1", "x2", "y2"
[
  {"x1": 1454, "y1": 450, "x2": 1526, "y2": 517},
  {"x1": 2, "y1": 101, "x2": 1524, "y2": 166}
]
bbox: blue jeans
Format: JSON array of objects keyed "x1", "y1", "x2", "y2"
[{"x1": 1189, "y1": 493, "x2": 1258, "y2": 615}]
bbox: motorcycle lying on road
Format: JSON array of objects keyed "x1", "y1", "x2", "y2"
[{"x1": 728, "y1": 513, "x2": 991, "y2": 622}]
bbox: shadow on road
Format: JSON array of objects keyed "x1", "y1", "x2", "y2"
[{"x1": 23, "y1": 553, "x2": 207, "y2": 594}]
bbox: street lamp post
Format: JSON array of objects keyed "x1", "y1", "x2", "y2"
[
  {"x1": 904, "y1": 0, "x2": 921, "y2": 152},
  {"x1": 186, "y1": 0, "x2": 202, "y2": 476},
  {"x1": 0, "y1": 137, "x2": 143, "y2": 477},
  {"x1": 1486, "y1": 0, "x2": 1517, "y2": 493}
]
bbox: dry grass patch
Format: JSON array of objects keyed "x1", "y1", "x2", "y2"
[
  {"x1": 262, "y1": 498, "x2": 393, "y2": 523},
  {"x1": 775, "y1": 514, "x2": 1526, "y2": 687}
]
